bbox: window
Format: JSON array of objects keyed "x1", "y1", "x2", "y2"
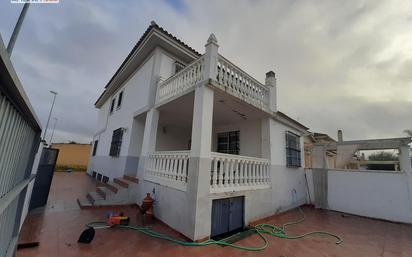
[
  {"x1": 110, "y1": 97, "x2": 116, "y2": 113},
  {"x1": 174, "y1": 61, "x2": 185, "y2": 74},
  {"x1": 117, "y1": 91, "x2": 123, "y2": 109},
  {"x1": 217, "y1": 131, "x2": 240, "y2": 155},
  {"x1": 109, "y1": 128, "x2": 123, "y2": 157},
  {"x1": 92, "y1": 140, "x2": 98, "y2": 156},
  {"x1": 286, "y1": 131, "x2": 301, "y2": 167}
]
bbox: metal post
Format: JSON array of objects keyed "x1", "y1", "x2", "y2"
[
  {"x1": 43, "y1": 91, "x2": 57, "y2": 142},
  {"x1": 49, "y1": 117, "x2": 58, "y2": 145},
  {"x1": 7, "y1": 3, "x2": 30, "y2": 55}
]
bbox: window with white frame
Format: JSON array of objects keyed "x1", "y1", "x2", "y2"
[
  {"x1": 110, "y1": 97, "x2": 116, "y2": 113},
  {"x1": 117, "y1": 91, "x2": 123, "y2": 109},
  {"x1": 286, "y1": 131, "x2": 301, "y2": 167},
  {"x1": 217, "y1": 131, "x2": 240, "y2": 155},
  {"x1": 109, "y1": 128, "x2": 123, "y2": 157},
  {"x1": 92, "y1": 140, "x2": 98, "y2": 156}
]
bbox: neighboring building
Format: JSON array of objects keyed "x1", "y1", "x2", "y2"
[
  {"x1": 51, "y1": 143, "x2": 91, "y2": 171},
  {"x1": 304, "y1": 132, "x2": 337, "y2": 168},
  {"x1": 86, "y1": 22, "x2": 309, "y2": 241}
]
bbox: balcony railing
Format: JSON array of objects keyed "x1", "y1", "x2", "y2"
[
  {"x1": 156, "y1": 56, "x2": 205, "y2": 104},
  {"x1": 145, "y1": 151, "x2": 190, "y2": 191},
  {"x1": 216, "y1": 55, "x2": 270, "y2": 111},
  {"x1": 155, "y1": 54, "x2": 271, "y2": 112},
  {"x1": 210, "y1": 152, "x2": 270, "y2": 193}
]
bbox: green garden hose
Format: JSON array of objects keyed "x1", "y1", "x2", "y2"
[{"x1": 86, "y1": 207, "x2": 342, "y2": 252}]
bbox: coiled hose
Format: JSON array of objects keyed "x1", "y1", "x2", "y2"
[{"x1": 86, "y1": 207, "x2": 342, "y2": 252}]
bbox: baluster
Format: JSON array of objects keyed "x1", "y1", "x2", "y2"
[
  {"x1": 212, "y1": 158, "x2": 218, "y2": 188},
  {"x1": 159, "y1": 156, "x2": 163, "y2": 176},
  {"x1": 229, "y1": 159, "x2": 234, "y2": 187},
  {"x1": 182, "y1": 156, "x2": 188, "y2": 182},
  {"x1": 250, "y1": 161, "x2": 256, "y2": 185},
  {"x1": 166, "y1": 155, "x2": 171, "y2": 178},
  {"x1": 172, "y1": 155, "x2": 177, "y2": 180},
  {"x1": 218, "y1": 158, "x2": 224, "y2": 187},
  {"x1": 224, "y1": 159, "x2": 229, "y2": 186},
  {"x1": 234, "y1": 159, "x2": 239, "y2": 186},
  {"x1": 239, "y1": 160, "x2": 244, "y2": 186}
]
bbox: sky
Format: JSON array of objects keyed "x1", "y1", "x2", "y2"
[{"x1": 0, "y1": 0, "x2": 411, "y2": 143}]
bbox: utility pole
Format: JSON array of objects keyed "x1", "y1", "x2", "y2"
[
  {"x1": 43, "y1": 90, "x2": 58, "y2": 142},
  {"x1": 7, "y1": 3, "x2": 30, "y2": 55}
]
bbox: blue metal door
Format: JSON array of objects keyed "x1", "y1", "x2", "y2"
[
  {"x1": 229, "y1": 196, "x2": 244, "y2": 232},
  {"x1": 211, "y1": 196, "x2": 244, "y2": 237}
]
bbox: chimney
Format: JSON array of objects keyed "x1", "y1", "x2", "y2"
[
  {"x1": 265, "y1": 71, "x2": 277, "y2": 112},
  {"x1": 338, "y1": 130, "x2": 343, "y2": 142}
]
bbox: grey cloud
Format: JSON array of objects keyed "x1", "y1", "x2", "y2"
[{"x1": 0, "y1": 0, "x2": 411, "y2": 143}]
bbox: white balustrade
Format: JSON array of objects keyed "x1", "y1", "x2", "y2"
[
  {"x1": 145, "y1": 151, "x2": 190, "y2": 191},
  {"x1": 157, "y1": 56, "x2": 205, "y2": 104},
  {"x1": 210, "y1": 152, "x2": 270, "y2": 193},
  {"x1": 216, "y1": 55, "x2": 270, "y2": 111}
]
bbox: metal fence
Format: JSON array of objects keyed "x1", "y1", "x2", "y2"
[{"x1": 0, "y1": 36, "x2": 41, "y2": 257}]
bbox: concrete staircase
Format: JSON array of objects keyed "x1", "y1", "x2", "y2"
[{"x1": 77, "y1": 175, "x2": 139, "y2": 209}]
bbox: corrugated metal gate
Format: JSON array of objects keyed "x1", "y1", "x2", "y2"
[
  {"x1": 211, "y1": 196, "x2": 244, "y2": 237},
  {"x1": 29, "y1": 148, "x2": 59, "y2": 210},
  {"x1": 0, "y1": 36, "x2": 42, "y2": 257}
]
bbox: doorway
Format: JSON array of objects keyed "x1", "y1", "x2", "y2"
[{"x1": 211, "y1": 196, "x2": 244, "y2": 238}]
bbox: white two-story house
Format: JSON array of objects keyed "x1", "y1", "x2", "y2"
[{"x1": 86, "y1": 21, "x2": 309, "y2": 241}]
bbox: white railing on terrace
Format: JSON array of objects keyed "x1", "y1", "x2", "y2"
[
  {"x1": 145, "y1": 151, "x2": 190, "y2": 191},
  {"x1": 216, "y1": 55, "x2": 270, "y2": 111},
  {"x1": 210, "y1": 152, "x2": 270, "y2": 193},
  {"x1": 157, "y1": 56, "x2": 205, "y2": 103}
]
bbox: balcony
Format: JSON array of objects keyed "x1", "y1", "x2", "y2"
[
  {"x1": 145, "y1": 151, "x2": 190, "y2": 191},
  {"x1": 145, "y1": 151, "x2": 270, "y2": 193},
  {"x1": 210, "y1": 152, "x2": 270, "y2": 193},
  {"x1": 156, "y1": 54, "x2": 271, "y2": 113}
]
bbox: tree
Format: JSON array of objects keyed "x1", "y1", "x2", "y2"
[
  {"x1": 404, "y1": 129, "x2": 412, "y2": 137},
  {"x1": 368, "y1": 151, "x2": 398, "y2": 161}
]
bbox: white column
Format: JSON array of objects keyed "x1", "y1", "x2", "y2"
[
  {"x1": 136, "y1": 108, "x2": 159, "y2": 201},
  {"x1": 265, "y1": 71, "x2": 277, "y2": 113},
  {"x1": 186, "y1": 34, "x2": 217, "y2": 240},
  {"x1": 140, "y1": 108, "x2": 159, "y2": 157}
]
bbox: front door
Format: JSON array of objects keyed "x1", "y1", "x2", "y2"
[{"x1": 211, "y1": 196, "x2": 244, "y2": 237}]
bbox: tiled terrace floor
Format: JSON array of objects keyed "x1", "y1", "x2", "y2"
[{"x1": 17, "y1": 172, "x2": 412, "y2": 257}]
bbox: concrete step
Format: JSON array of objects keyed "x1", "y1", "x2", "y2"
[
  {"x1": 87, "y1": 191, "x2": 104, "y2": 204},
  {"x1": 96, "y1": 186, "x2": 113, "y2": 199},
  {"x1": 99, "y1": 182, "x2": 120, "y2": 193},
  {"x1": 114, "y1": 178, "x2": 129, "y2": 188},
  {"x1": 123, "y1": 175, "x2": 139, "y2": 184},
  {"x1": 77, "y1": 198, "x2": 93, "y2": 209}
]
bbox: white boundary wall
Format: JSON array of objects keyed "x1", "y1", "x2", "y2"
[{"x1": 327, "y1": 169, "x2": 412, "y2": 223}]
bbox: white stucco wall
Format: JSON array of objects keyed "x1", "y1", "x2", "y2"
[
  {"x1": 88, "y1": 55, "x2": 155, "y2": 179},
  {"x1": 327, "y1": 169, "x2": 412, "y2": 223},
  {"x1": 156, "y1": 125, "x2": 191, "y2": 151},
  {"x1": 243, "y1": 119, "x2": 308, "y2": 223},
  {"x1": 212, "y1": 120, "x2": 262, "y2": 158}
]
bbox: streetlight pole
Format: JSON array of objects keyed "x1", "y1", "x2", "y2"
[
  {"x1": 43, "y1": 90, "x2": 58, "y2": 143},
  {"x1": 49, "y1": 117, "x2": 58, "y2": 146},
  {"x1": 7, "y1": 3, "x2": 30, "y2": 56}
]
